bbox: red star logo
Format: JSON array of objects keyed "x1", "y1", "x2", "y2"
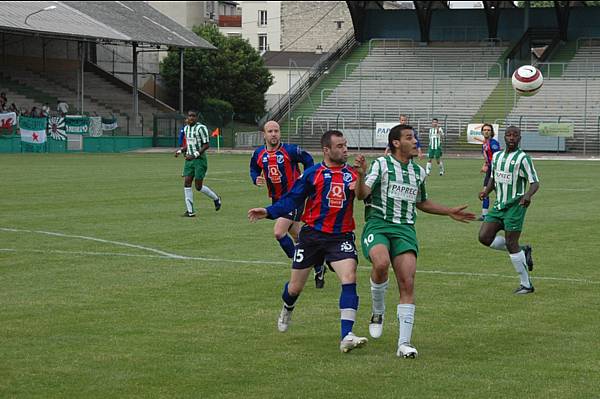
[{"x1": 32, "y1": 133, "x2": 39, "y2": 142}]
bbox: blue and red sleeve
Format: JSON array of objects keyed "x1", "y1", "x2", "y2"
[
  {"x1": 266, "y1": 167, "x2": 315, "y2": 219},
  {"x1": 250, "y1": 148, "x2": 264, "y2": 185}
]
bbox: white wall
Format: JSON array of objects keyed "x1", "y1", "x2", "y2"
[
  {"x1": 241, "y1": 1, "x2": 281, "y2": 52},
  {"x1": 265, "y1": 66, "x2": 309, "y2": 108}
]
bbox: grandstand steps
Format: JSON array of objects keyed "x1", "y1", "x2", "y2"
[{"x1": 282, "y1": 43, "x2": 506, "y2": 150}]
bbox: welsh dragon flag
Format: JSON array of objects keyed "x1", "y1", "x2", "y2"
[{"x1": 19, "y1": 116, "x2": 47, "y2": 152}]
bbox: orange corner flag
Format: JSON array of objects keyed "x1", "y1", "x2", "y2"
[{"x1": 211, "y1": 128, "x2": 220, "y2": 137}]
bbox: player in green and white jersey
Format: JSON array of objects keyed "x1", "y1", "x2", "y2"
[
  {"x1": 354, "y1": 124, "x2": 476, "y2": 358},
  {"x1": 478, "y1": 126, "x2": 539, "y2": 294},
  {"x1": 425, "y1": 118, "x2": 445, "y2": 176},
  {"x1": 175, "y1": 110, "x2": 222, "y2": 217}
]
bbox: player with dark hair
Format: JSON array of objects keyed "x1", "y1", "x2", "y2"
[
  {"x1": 426, "y1": 118, "x2": 445, "y2": 176},
  {"x1": 175, "y1": 110, "x2": 221, "y2": 217},
  {"x1": 248, "y1": 130, "x2": 368, "y2": 353},
  {"x1": 479, "y1": 123, "x2": 501, "y2": 221},
  {"x1": 354, "y1": 124, "x2": 475, "y2": 358},
  {"x1": 478, "y1": 126, "x2": 539, "y2": 294},
  {"x1": 249, "y1": 121, "x2": 326, "y2": 288}
]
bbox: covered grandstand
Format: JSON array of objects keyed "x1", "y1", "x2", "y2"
[{"x1": 0, "y1": 1, "x2": 214, "y2": 151}]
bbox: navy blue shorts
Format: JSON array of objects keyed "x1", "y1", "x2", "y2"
[
  {"x1": 483, "y1": 167, "x2": 491, "y2": 186},
  {"x1": 292, "y1": 225, "x2": 358, "y2": 270}
]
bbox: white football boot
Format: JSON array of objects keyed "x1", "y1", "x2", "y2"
[{"x1": 339, "y1": 332, "x2": 368, "y2": 353}]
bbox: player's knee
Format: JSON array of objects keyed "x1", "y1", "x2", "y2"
[
  {"x1": 194, "y1": 183, "x2": 203, "y2": 191},
  {"x1": 287, "y1": 281, "x2": 304, "y2": 296},
  {"x1": 274, "y1": 230, "x2": 287, "y2": 241},
  {"x1": 478, "y1": 231, "x2": 493, "y2": 246},
  {"x1": 371, "y1": 264, "x2": 389, "y2": 282},
  {"x1": 505, "y1": 237, "x2": 520, "y2": 252}
]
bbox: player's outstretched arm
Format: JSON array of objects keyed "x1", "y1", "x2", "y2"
[
  {"x1": 353, "y1": 154, "x2": 372, "y2": 200},
  {"x1": 248, "y1": 208, "x2": 268, "y2": 222},
  {"x1": 416, "y1": 200, "x2": 476, "y2": 223}
]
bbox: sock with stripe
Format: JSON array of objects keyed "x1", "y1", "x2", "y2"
[
  {"x1": 199, "y1": 185, "x2": 219, "y2": 200},
  {"x1": 340, "y1": 283, "x2": 359, "y2": 339},
  {"x1": 277, "y1": 235, "x2": 295, "y2": 259},
  {"x1": 184, "y1": 187, "x2": 194, "y2": 213},
  {"x1": 370, "y1": 278, "x2": 388, "y2": 316},
  {"x1": 282, "y1": 282, "x2": 299, "y2": 310},
  {"x1": 509, "y1": 251, "x2": 531, "y2": 288},
  {"x1": 397, "y1": 304, "x2": 415, "y2": 345},
  {"x1": 489, "y1": 235, "x2": 506, "y2": 251}
]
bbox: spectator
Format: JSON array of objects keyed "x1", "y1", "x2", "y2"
[
  {"x1": 8, "y1": 103, "x2": 18, "y2": 114},
  {"x1": 57, "y1": 100, "x2": 69, "y2": 116},
  {"x1": 41, "y1": 103, "x2": 50, "y2": 117},
  {"x1": 30, "y1": 107, "x2": 41, "y2": 118},
  {"x1": 0, "y1": 92, "x2": 7, "y2": 110}
]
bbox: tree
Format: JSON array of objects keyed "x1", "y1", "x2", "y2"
[{"x1": 160, "y1": 24, "x2": 273, "y2": 118}]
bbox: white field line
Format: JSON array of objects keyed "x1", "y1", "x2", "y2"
[{"x1": 1, "y1": 227, "x2": 598, "y2": 285}]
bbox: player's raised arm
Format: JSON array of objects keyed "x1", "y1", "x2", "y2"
[
  {"x1": 353, "y1": 154, "x2": 372, "y2": 200},
  {"x1": 416, "y1": 200, "x2": 476, "y2": 223}
]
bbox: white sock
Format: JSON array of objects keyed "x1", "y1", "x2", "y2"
[
  {"x1": 439, "y1": 161, "x2": 444, "y2": 173},
  {"x1": 200, "y1": 185, "x2": 219, "y2": 200},
  {"x1": 426, "y1": 162, "x2": 432, "y2": 174},
  {"x1": 489, "y1": 235, "x2": 506, "y2": 251},
  {"x1": 370, "y1": 278, "x2": 388, "y2": 316},
  {"x1": 184, "y1": 187, "x2": 194, "y2": 213},
  {"x1": 397, "y1": 304, "x2": 415, "y2": 346},
  {"x1": 509, "y1": 251, "x2": 531, "y2": 288},
  {"x1": 481, "y1": 209, "x2": 488, "y2": 216}
]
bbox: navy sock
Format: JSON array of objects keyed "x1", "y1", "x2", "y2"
[
  {"x1": 277, "y1": 235, "x2": 295, "y2": 259},
  {"x1": 482, "y1": 197, "x2": 490, "y2": 210},
  {"x1": 282, "y1": 282, "x2": 299, "y2": 310},
  {"x1": 339, "y1": 283, "x2": 359, "y2": 339}
]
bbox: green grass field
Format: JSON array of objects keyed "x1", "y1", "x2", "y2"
[{"x1": 1, "y1": 153, "x2": 599, "y2": 398}]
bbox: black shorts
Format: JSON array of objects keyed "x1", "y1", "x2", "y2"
[{"x1": 292, "y1": 225, "x2": 358, "y2": 270}]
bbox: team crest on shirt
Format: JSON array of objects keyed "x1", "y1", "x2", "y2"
[
  {"x1": 343, "y1": 172, "x2": 353, "y2": 182},
  {"x1": 326, "y1": 182, "x2": 346, "y2": 208},
  {"x1": 268, "y1": 165, "x2": 281, "y2": 183},
  {"x1": 277, "y1": 154, "x2": 284, "y2": 164}
]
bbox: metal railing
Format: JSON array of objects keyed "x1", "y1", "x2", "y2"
[
  {"x1": 259, "y1": 27, "x2": 357, "y2": 127},
  {"x1": 368, "y1": 38, "x2": 414, "y2": 55}
]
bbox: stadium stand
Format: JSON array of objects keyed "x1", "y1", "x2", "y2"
[
  {"x1": 286, "y1": 40, "x2": 507, "y2": 150},
  {"x1": 505, "y1": 42, "x2": 600, "y2": 154}
]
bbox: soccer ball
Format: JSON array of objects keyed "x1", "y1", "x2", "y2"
[{"x1": 512, "y1": 65, "x2": 543, "y2": 96}]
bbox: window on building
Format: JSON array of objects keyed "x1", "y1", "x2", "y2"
[
  {"x1": 335, "y1": 20, "x2": 344, "y2": 30},
  {"x1": 258, "y1": 34, "x2": 268, "y2": 52},
  {"x1": 258, "y1": 10, "x2": 268, "y2": 26}
]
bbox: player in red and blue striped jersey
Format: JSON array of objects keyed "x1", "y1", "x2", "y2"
[
  {"x1": 248, "y1": 130, "x2": 368, "y2": 353},
  {"x1": 480, "y1": 124, "x2": 501, "y2": 220},
  {"x1": 250, "y1": 121, "x2": 326, "y2": 288}
]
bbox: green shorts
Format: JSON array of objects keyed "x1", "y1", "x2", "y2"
[
  {"x1": 428, "y1": 148, "x2": 442, "y2": 159},
  {"x1": 484, "y1": 201, "x2": 528, "y2": 232},
  {"x1": 183, "y1": 156, "x2": 208, "y2": 179},
  {"x1": 361, "y1": 217, "x2": 419, "y2": 262}
]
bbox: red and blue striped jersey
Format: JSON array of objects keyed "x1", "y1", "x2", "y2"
[
  {"x1": 266, "y1": 162, "x2": 357, "y2": 234},
  {"x1": 483, "y1": 138, "x2": 501, "y2": 166},
  {"x1": 250, "y1": 143, "x2": 314, "y2": 202}
]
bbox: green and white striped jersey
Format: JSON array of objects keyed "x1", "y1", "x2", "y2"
[
  {"x1": 490, "y1": 148, "x2": 539, "y2": 210},
  {"x1": 428, "y1": 127, "x2": 444, "y2": 150},
  {"x1": 185, "y1": 123, "x2": 210, "y2": 158},
  {"x1": 364, "y1": 156, "x2": 427, "y2": 225}
]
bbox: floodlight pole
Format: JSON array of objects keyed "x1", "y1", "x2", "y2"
[
  {"x1": 132, "y1": 42, "x2": 139, "y2": 131},
  {"x1": 179, "y1": 48, "x2": 184, "y2": 114}
]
